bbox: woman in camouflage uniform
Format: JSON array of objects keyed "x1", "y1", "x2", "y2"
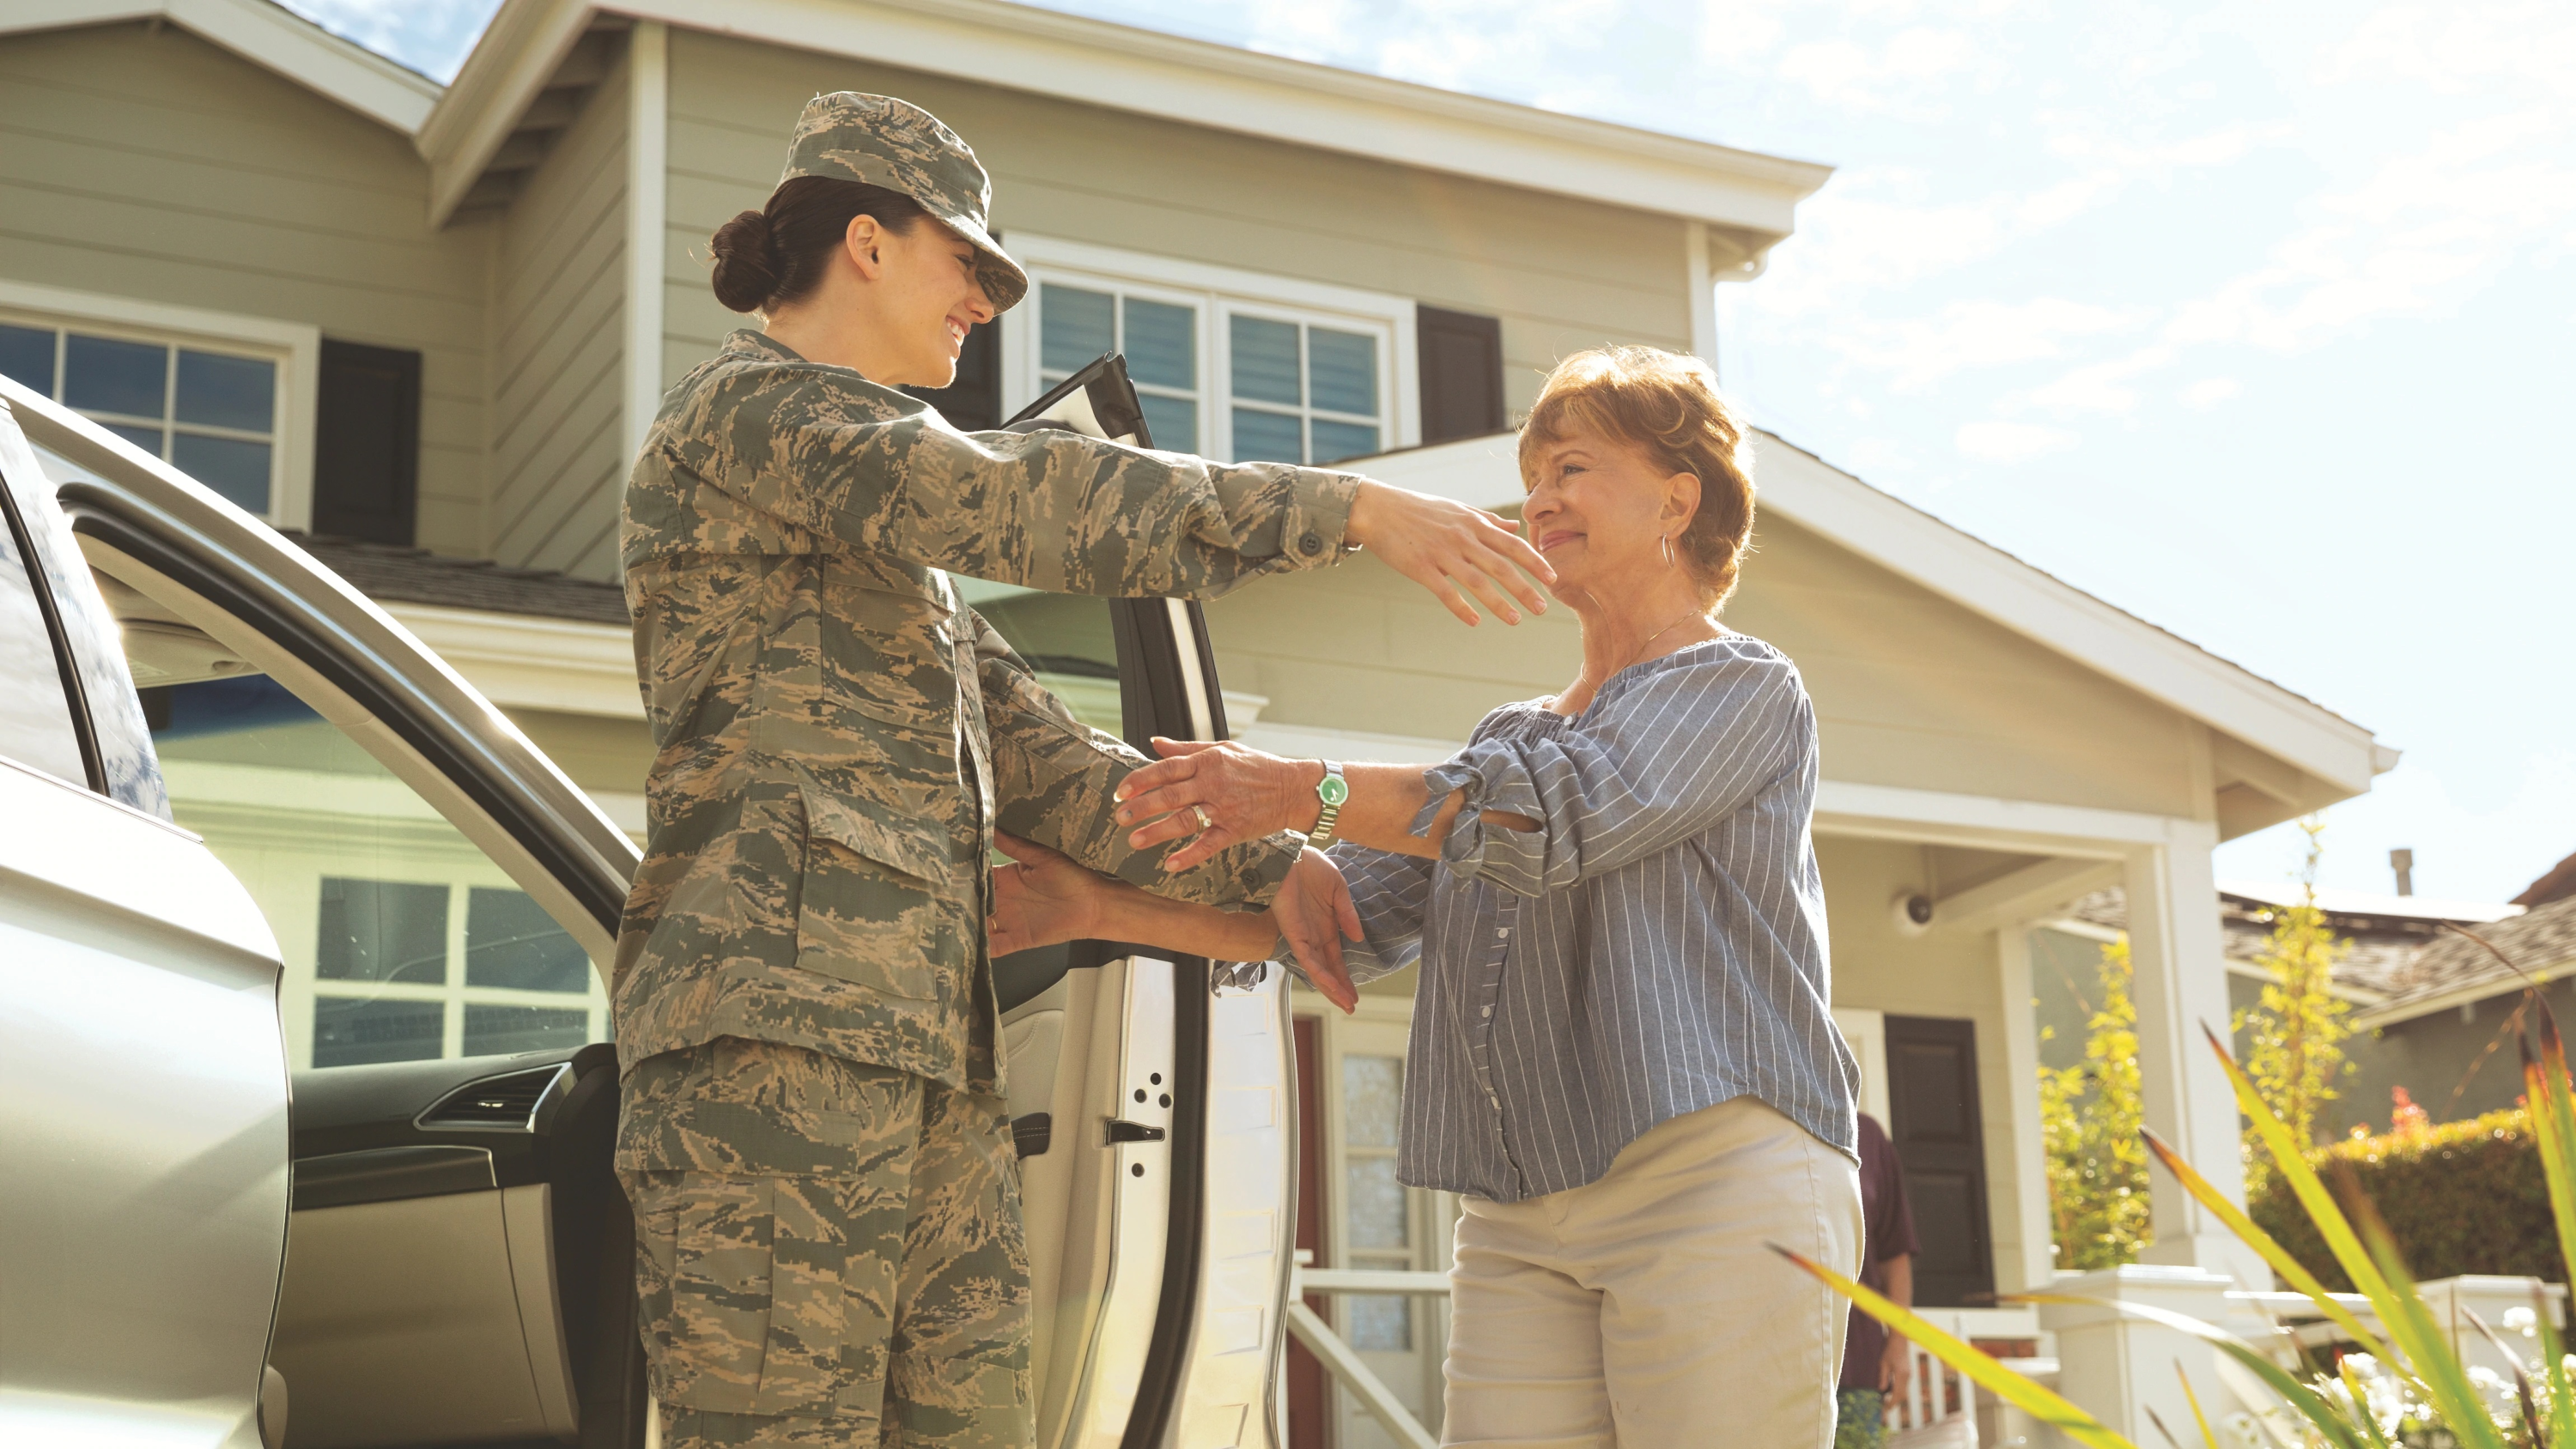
[{"x1": 614, "y1": 93, "x2": 1553, "y2": 1449}]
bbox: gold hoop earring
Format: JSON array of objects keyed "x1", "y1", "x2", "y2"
[{"x1": 1661, "y1": 534, "x2": 1675, "y2": 570}]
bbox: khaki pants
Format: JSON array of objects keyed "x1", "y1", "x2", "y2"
[
  {"x1": 617, "y1": 1039, "x2": 1031, "y2": 1448},
  {"x1": 1441, "y1": 1096, "x2": 1863, "y2": 1448}
]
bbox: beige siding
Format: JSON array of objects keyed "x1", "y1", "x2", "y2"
[
  {"x1": 487, "y1": 47, "x2": 631, "y2": 581},
  {"x1": 1204, "y1": 512, "x2": 2202, "y2": 820},
  {"x1": 659, "y1": 30, "x2": 1693, "y2": 412},
  {"x1": 0, "y1": 23, "x2": 491, "y2": 555}
]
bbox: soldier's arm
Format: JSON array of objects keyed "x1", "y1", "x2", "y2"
[
  {"x1": 972, "y1": 615, "x2": 1297, "y2": 909},
  {"x1": 671, "y1": 365, "x2": 1357, "y2": 600}
]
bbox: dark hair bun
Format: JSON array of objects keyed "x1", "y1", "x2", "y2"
[{"x1": 709, "y1": 208, "x2": 783, "y2": 313}]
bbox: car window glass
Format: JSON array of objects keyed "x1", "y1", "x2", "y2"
[
  {"x1": 0, "y1": 478, "x2": 86, "y2": 785},
  {"x1": 145, "y1": 675, "x2": 609, "y2": 1069}
]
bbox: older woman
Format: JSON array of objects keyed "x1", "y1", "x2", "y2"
[{"x1": 988, "y1": 345, "x2": 1863, "y2": 1446}]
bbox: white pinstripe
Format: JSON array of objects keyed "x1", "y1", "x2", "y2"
[{"x1": 1325, "y1": 635, "x2": 1859, "y2": 1203}]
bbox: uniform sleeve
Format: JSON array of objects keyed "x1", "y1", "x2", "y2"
[
  {"x1": 972, "y1": 613, "x2": 1301, "y2": 908},
  {"x1": 1421, "y1": 655, "x2": 1812, "y2": 898},
  {"x1": 663, "y1": 364, "x2": 1358, "y2": 598}
]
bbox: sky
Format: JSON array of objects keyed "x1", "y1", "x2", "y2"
[{"x1": 287, "y1": 0, "x2": 2574, "y2": 905}]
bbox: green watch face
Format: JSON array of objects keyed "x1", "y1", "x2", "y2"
[{"x1": 1316, "y1": 773, "x2": 1350, "y2": 807}]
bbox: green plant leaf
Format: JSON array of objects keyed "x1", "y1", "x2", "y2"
[
  {"x1": 2206, "y1": 1024, "x2": 2417, "y2": 1349},
  {"x1": 2175, "y1": 1359, "x2": 2221, "y2": 1448},
  {"x1": 2343, "y1": 1186, "x2": 2510, "y2": 1449},
  {"x1": 2524, "y1": 1015, "x2": 2576, "y2": 1301},
  {"x1": 2141, "y1": 1123, "x2": 2396, "y2": 1364},
  {"x1": 1770, "y1": 1245, "x2": 2140, "y2": 1449},
  {"x1": 2017, "y1": 1292, "x2": 2370, "y2": 1449},
  {"x1": 2337, "y1": 1357, "x2": 2394, "y2": 1449},
  {"x1": 2532, "y1": 1282, "x2": 2575, "y2": 1449}
]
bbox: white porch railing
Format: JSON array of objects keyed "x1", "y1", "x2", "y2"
[
  {"x1": 1285, "y1": 1259, "x2": 1450, "y2": 1449},
  {"x1": 1285, "y1": 1258, "x2": 1998, "y2": 1447}
]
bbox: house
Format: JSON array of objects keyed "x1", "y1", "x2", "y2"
[
  {"x1": 2038, "y1": 859, "x2": 2574, "y2": 1140},
  {"x1": 0, "y1": 2, "x2": 2400, "y2": 1441}
]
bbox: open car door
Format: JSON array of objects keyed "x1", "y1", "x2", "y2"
[{"x1": 14, "y1": 366, "x2": 1297, "y2": 1449}]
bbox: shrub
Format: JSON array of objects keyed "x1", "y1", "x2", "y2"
[{"x1": 2247, "y1": 1106, "x2": 2561, "y2": 1290}]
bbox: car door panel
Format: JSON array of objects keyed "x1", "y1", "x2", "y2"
[{"x1": 0, "y1": 743, "x2": 289, "y2": 1449}]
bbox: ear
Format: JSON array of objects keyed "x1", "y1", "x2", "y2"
[
  {"x1": 841, "y1": 214, "x2": 888, "y2": 281},
  {"x1": 1661, "y1": 470, "x2": 1703, "y2": 535}
]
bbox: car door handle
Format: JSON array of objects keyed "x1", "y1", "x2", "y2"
[{"x1": 1104, "y1": 1119, "x2": 1167, "y2": 1145}]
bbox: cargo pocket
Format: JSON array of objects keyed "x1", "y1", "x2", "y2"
[
  {"x1": 791, "y1": 784, "x2": 961, "y2": 1003},
  {"x1": 637, "y1": 1173, "x2": 897, "y2": 1418}
]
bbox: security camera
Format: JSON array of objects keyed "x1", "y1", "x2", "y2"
[{"x1": 1892, "y1": 891, "x2": 1934, "y2": 937}]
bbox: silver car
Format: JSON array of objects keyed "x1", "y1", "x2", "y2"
[{"x1": 0, "y1": 378, "x2": 1298, "y2": 1449}]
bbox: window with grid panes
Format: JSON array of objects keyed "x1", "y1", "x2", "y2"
[
  {"x1": 1036, "y1": 282, "x2": 1201, "y2": 452},
  {"x1": 0, "y1": 320, "x2": 281, "y2": 514},
  {"x1": 1227, "y1": 312, "x2": 1383, "y2": 465},
  {"x1": 1340, "y1": 1051, "x2": 1413, "y2": 1349}
]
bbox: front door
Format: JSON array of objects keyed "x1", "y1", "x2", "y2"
[{"x1": 1883, "y1": 1015, "x2": 1996, "y2": 1307}]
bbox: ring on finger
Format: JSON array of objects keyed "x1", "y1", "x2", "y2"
[{"x1": 1193, "y1": 804, "x2": 1214, "y2": 832}]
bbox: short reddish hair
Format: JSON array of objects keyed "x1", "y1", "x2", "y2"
[{"x1": 1517, "y1": 347, "x2": 1756, "y2": 608}]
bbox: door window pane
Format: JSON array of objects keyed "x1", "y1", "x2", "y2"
[
  {"x1": 316, "y1": 877, "x2": 449, "y2": 984},
  {"x1": 145, "y1": 675, "x2": 610, "y2": 1069},
  {"x1": 465, "y1": 886, "x2": 589, "y2": 991},
  {"x1": 1344, "y1": 1054, "x2": 1402, "y2": 1148},
  {"x1": 174, "y1": 349, "x2": 275, "y2": 431},
  {"x1": 1346, "y1": 1295, "x2": 1411, "y2": 1351},
  {"x1": 171, "y1": 433, "x2": 272, "y2": 512},
  {"x1": 64, "y1": 334, "x2": 166, "y2": 418},
  {"x1": 465, "y1": 1003, "x2": 589, "y2": 1056},
  {"x1": 0, "y1": 324, "x2": 53, "y2": 391},
  {"x1": 1346, "y1": 1155, "x2": 1408, "y2": 1249},
  {"x1": 0, "y1": 493, "x2": 87, "y2": 785}
]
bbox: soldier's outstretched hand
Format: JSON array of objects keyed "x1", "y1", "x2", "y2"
[{"x1": 1346, "y1": 481, "x2": 1555, "y2": 627}]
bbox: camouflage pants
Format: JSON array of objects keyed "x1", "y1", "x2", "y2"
[{"x1": 617, "y1": 1038, "x2": 1032, "y2": 1448}]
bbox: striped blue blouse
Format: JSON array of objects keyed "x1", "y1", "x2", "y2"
[{"x1": 1327, "y1": 634, "x2": 1859, "y2": 1203}]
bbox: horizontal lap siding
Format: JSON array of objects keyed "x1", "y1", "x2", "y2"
[
  {"x1": 489, "y1": 47, "x2": 630, "y2": 582},
  {"x1": 660, "y1": 30, "x2": 1692, "y2": 409},
  {"x1": 0, "y1": 23, "x2": 489, "y2": 555}
]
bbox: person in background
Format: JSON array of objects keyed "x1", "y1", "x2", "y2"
[{"x1": 1837, "y1": 1111, "x2": 1921, "y2": 1449}]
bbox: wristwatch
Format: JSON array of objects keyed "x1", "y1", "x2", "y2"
[{"x1": 1306, "y1": 761, "x2": 1348, "y2": 850}]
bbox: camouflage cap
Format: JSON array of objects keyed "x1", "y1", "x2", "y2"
[{"x1": 781, "y1": 92, "x2": 1028, "y2": 313}]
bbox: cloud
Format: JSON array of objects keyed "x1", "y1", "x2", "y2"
[
  {"x1": 1955, "y1": 420, "x2": 2078, "y2": 463},
  {"x1": 2179, "y1": 377, "x2": 2241, "y2": 409},
  {"x1": 1777, "y1": 27, "x2": 1995, "y2": 117},
  {"x1": 1829, "y1": 297, "x2": 2145, "y2": 391},
  {"x1": 271, "y1": 0, "x2": 500, "y2": 82}
]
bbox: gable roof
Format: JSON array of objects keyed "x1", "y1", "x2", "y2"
[
  {"x1": 1364, "y1": 430, "x2": 2395, "y2": 799},
  {"x1": 1, "y1": 0, "x2": 441, "y2": 133},
  {"x1": 2357, "y1": 896, "x2": 2576, "y2": 1027},
  {"x1": 422, "y1": 0, "x2": 1833, "y2": 232}
]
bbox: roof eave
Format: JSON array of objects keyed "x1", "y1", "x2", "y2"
[
  {"x1": 420, "y1": 0, "x2": 1832, "y2": 233},
  {"x1": 3, "y1": 0, "x2": 442, "y2": 135}
]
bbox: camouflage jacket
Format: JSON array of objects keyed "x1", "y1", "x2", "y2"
[{"x1": 616, "y1": 330, "x2": 1359, "y2": 1094}]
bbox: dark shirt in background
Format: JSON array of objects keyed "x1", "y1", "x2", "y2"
[{"x1": 1839, "y1": 1113, "x2": 1921, "y2": 1390}]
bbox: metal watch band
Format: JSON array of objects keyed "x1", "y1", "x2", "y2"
[{"x1": 1306, "y1": 760, "x2": 1346, "y2": 850}]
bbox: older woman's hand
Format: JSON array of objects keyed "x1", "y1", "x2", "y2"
[
  {"x1": 1275, "y1": 847, "x2": 1363, "y2": 1013},
  {"x1": 1115, "y1": 738, "x2": 1315, "y2": 873}
]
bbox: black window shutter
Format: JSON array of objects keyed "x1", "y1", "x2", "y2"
[
  {"x1": 313, "y1": 340, "x2": 422, "y2": 546},
  {"x1": 1883, "y1": 1016, "x2": 1996, "y2": 1307},
  {"x1": 904, "y1": 320, "x2": 1000, "y2": 432},
  {"x1": 1416, "y1": 306, "x2": 1506, "y2": 445}
]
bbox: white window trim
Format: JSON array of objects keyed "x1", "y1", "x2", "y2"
[
  {"x1": 0, "y1": 278, "x2": 319, "y2": 530},
  {"x1": 998, "y1": 233, "x2": 1421, "y2": 462}
]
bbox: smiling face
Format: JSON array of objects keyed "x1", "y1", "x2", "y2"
[
  {"x1": 1522, "y1": 426, "x2": 1702, "y2": 601},
  {"x1": 854, "y1": 214, "x2": 995, "y2": 388}
]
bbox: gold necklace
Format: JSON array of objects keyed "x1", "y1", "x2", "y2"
[{"x1": 1625, "y1": 606, "x2": 1714, "y2": 670}]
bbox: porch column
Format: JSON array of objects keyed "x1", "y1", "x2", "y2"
[{"x1": 2122, "y1": 822, "x2": 2263, "y2": 1285}]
